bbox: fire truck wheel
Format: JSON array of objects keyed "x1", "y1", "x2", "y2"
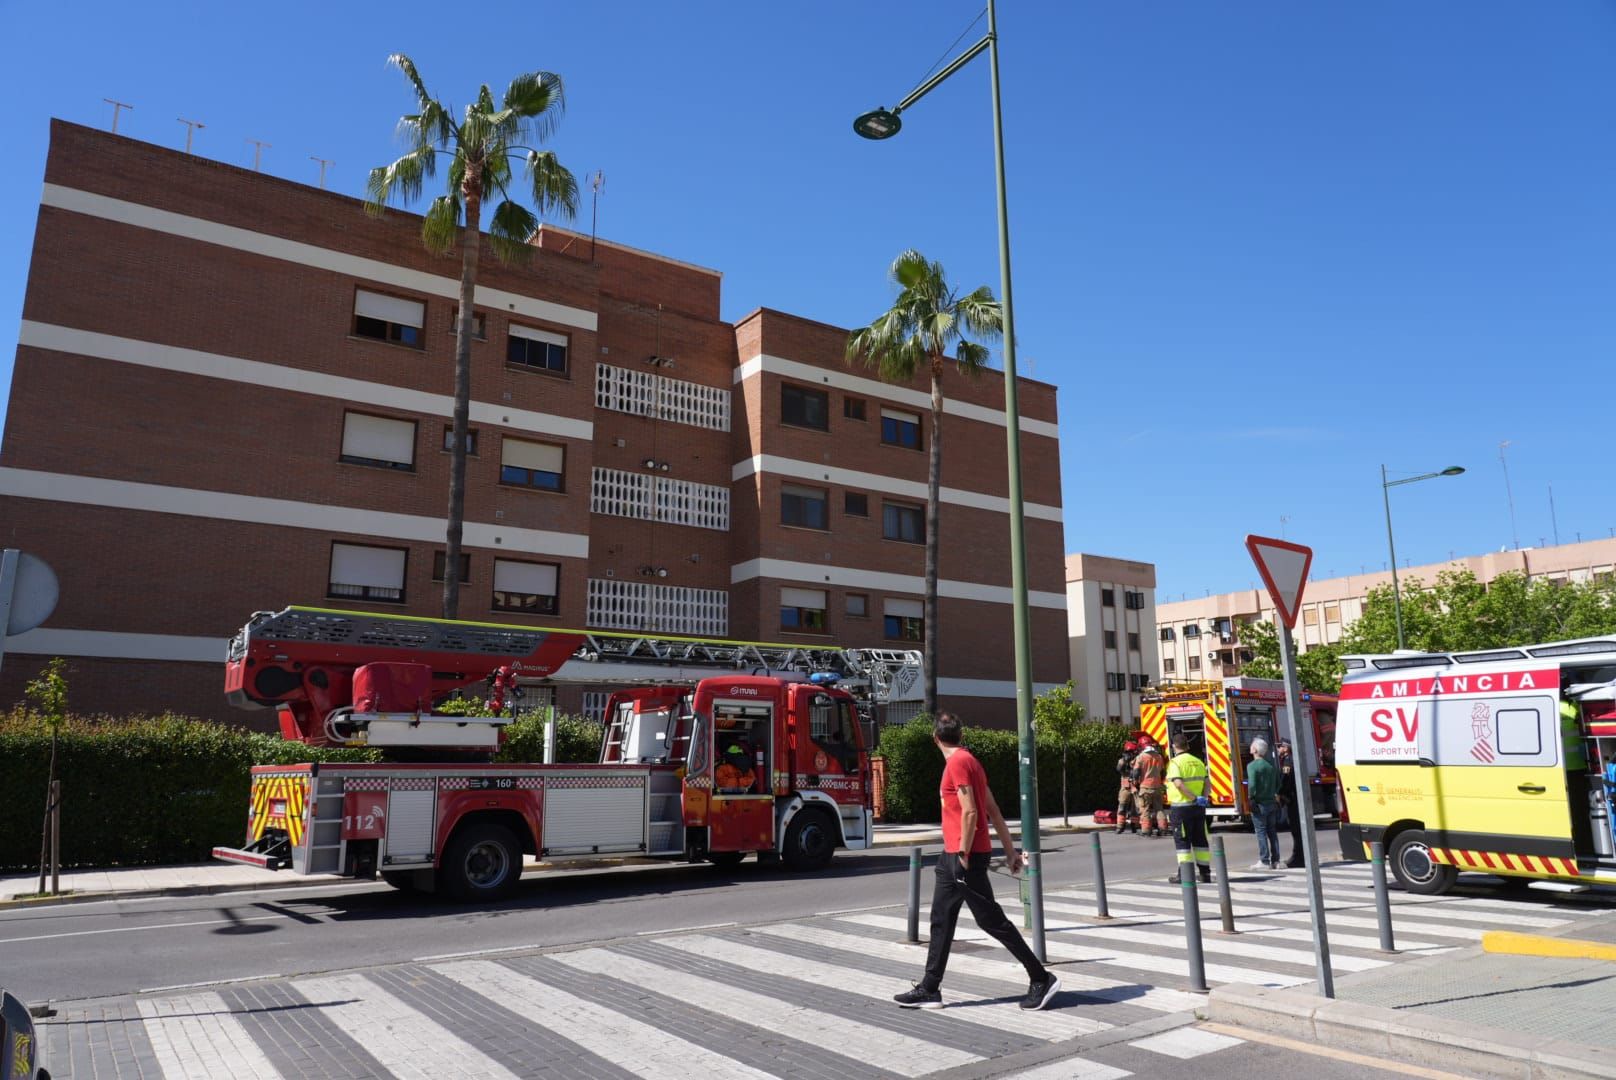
[
  {"x1": 782, "y1": 808, "x2": 837, "y2": 871},
  {"x1": 707, "y1": 851, "x2": 746, "y2": 868},
  {"x1": 442, "y1": 823, "x2": 522, "y2": 901},
  {"x1": 1388, "y1": 830, "x2": 1456, "y2": 895}
]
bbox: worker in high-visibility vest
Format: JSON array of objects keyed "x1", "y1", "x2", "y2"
[{"x1": 1165, "y1": 733, "x2": 1212, "y2": 884}]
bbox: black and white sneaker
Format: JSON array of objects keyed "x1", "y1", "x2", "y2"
[
  {"x1": 1021, "y1": 973, "x2": 1060, "y2": 1011},
  {"x1": 894, "y1": 984, "x2": 943, "y2": 1009}
]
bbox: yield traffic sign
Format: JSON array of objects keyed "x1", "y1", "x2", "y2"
[{"x1": 1244, "y1": 535, "x2": 1313, "y2": 629}]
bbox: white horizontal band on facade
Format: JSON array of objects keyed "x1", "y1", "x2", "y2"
[
  {"x1": 5, "y1": 627, "x2": 225, "y2": 663},
  {"x1": 729, "y1": 558, "x2": 1067, "y2": 611},
  {"x1": 40, "y1": 184, "x2": 598, "y2": 333},
  {"x1": 733, "y1": 354, "x2": 1060, "y2": 441},
  {"x1": 937, "y1": 678, "x2": 1065, "y2": 700},
  {"x1": 0, "y1": 467, "x2": 591, "y2": 559},
  {"x1": 731, "y1": 454, "x2": 1063, "y2": 523},
  {"x1": 18, "y1": 321, "x2": 595, "y2": 442}
]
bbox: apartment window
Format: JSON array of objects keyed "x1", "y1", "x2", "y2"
[
  {"x1": 846, "y1": 592, "x2": 869, "y2": 618},
  {"x1": 492, "y1": 559, "x2": 559, "y2": 614},
  {"x1": 844, "y1": 396, "x2": 867, "y2": 421},
  {"x1": 340, "y1": 412, "x2": 416, "y2": 471},
  {"x1": 844, "y1": 492, "x2": 869, "y2": 517},
  {"x1": 781, "y1": 587, "x2": 828, "y2": 632},
  {"x1": 1164, "y1": 658, "x2": 1177, "y2": 674},
  {"x1": 500, "y1": 437, "x2": 565, "y2": 491},
  {"x1": 882, "y1": 502, "x2": 925, "y2": 544},
  {"x1": 1324, "y1": 603, "x2": 1340, "y2": 624},
  {"x1": 1183, "y1": 623, "x2": 1201, "y2": 638},
  {"x1": 353, "y1": 289, "x2": 424, "y2": 347},
  {"x1": 507, "y1": 324, "x2": 569, "y2": 374},
  {"x1": 431, "y1": 551, "x2": 471, "y2": 584},
  {"x1": 1189, "y1": 655, "x2": 1202, "y2": 671},
  {"x1": 1128, "y1": 632, "x2": 1141, "y2": 652},
  {"x1": 1104, "y1": 630, "x2": 1118, "y2": 648},
  {"x1": 328, "y1": 543, "x2": 407, "y2": 603},
  {"x1": 1109, "y1": 715, "x2": 1123, "y2": 724},
  {"x1": 450, "y1": 308, "x2": 486, "y2": 339},
  {"x1": 1303, "y1": 607, "x2": 1318, "y2": 627},
  {"x1": 781, "y1": 483, "x2": 829, "y2": 530},
  {"x1": 1159, "y1": 626, "x2": 1175, "y2": 642},
  {"x1": 1101, "y1": 588, "x2": 1115, "y2": 607},
  {"x1": 442, "y1": 425, "x2": 479, "y2": 455},
  {"x1": 1105, "y1": 672, "x2": 1125, "y2": 692},
  {"x1": 884, "y1": 598, "x2": 925, "y2": 642},
  {"x1": 781, "y1": 384, "x2": 829, "y2": 431},
  {"x1": 1125, "y1": 591, "x2": 1144, "y2": 610},
  {"x1": 880, "y1": 407, "x2": 922, "y2": 450}
]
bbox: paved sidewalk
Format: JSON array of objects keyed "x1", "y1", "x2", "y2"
[
  {"x1": 0, "y1": 815, "x2": 1104, "y2": 908},
  {"x1": 1207, "y1": 903, "x2": 1616, "y2": 1079}
]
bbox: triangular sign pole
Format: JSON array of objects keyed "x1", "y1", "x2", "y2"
[{"x1": 1244, "y1": 534, "x2": 1313, "y2": 628}]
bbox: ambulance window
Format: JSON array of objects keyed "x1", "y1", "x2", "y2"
[{"x1": 1496, "y1": 709, "x2": 1542, "y2": 756}]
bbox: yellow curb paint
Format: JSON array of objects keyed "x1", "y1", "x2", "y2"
[{"x1": 1481, "y1": 930, "x2": 1616, "y2": 962}]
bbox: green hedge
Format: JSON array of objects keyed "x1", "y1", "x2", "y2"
[
  {"x1": 495, "y1": 711, "x2": 604, "y2": 765},
  {"x1": 877, "y1": 716, "x2": 1127, "y2": 824}
]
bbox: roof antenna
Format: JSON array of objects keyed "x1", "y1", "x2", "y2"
[
  {"x1": 247, "y1": 139, "x2": 270, "y2": 172},
  {"x1": 1499, "y1": 440, "x2": 1520, "y2": 551},
  {"x1": 310, "y1": 156, "x2": 333, "y2": 189},
  {"x1": 177, "y1": 118, "x2": 204, "y2": 154},
  {"x1": 588, "y1": 170, "x2": 606, "y2": 262},
  {"x1": 1549, "y1": 483, "x2": 1560, "y2": 547},
  {"x1": 103, "y1": 99, "x2": 133, "y2": 134}
]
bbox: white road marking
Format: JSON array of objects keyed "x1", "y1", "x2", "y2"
[
  {"x1": 1101, "y1": 886, "x2": 1482, "y2": 940},
  {"x1": 1129, "y1": 1026, "x2": 1245, "y2": 1059},
  {"x1": 435, "y1": 959, "x2": 776, "y2": 1079},
  {"x1": 553, "y1": 946, "x2": 980, "y2": 1077},
  {"x1": 136, "y1": 991, "x2": 282, "y2": 1079},
  {"x1": 1034, "y1": 894, "x2": 1448, "y2": 952},
  {"x1": 841, "y1": 914, "x2": 1307, "y2": 987},
  {"x1": 659, "y1": 933, "x2": 1101, "y2": 1040},
  {"x1": 138, "y1": 974, "x2": 284, "y2": 994},
  {"x1": 1013, "y1": 907, "x2": 1387, "y2": 971},
  {"x1": 1213, "y1": 882, "x2": 1568, "y2": 927},
  {"x1": 0, "y1": 913, "x2": 289, "y2": 945},
  {"x1": 293, "y1": 972, "x2": 521, "y2": 1080},
  {"x1": 412, "y1": 945, "x2": 542, "y2": 962},
  {"x1": 754, "y1": 921, "x2": 1201, "y2": 1014},
  {"x1": 994, "y1": 1054, "x2": 1132, "y2": 1079},
  {"x1": 634, "y1": 920, "x2": 736, "y2": 935}
]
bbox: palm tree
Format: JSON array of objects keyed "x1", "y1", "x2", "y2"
[
  {"x1": 846, "y1": 250, "x2": 1003, "y2": 717},
  {"x1": 367, "y1": 54, "x2": 579, "y2": 618}
]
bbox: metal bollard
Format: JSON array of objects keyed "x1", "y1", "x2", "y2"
[
  {"x1": 1091, "y1": 833, "x2": 1110, "y2": 919},
  {"x1": 1371, "y1": 841, "x2": 1397, "y2": 953},
  {"x1": 1211, "y1": 835, "x2": 1235, "y2": 934},
  {"x1": 906, "y1": 846, "x2": 922, "y2": 943},
  {"x1": 1179, "y1": 862, "x2": 1209, "y2": 992}
]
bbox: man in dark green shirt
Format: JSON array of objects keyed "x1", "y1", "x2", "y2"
[{"x1": 1246, "y1": 738, "x2": 1282, "y2": 870}]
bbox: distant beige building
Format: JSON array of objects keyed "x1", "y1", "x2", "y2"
[
  {"x1": 1154, "y1": 537, "x2": 1616, "y2": 681},
  {"x1": 1066, "y1": 554, "x2": 1158, "y2": 724}
]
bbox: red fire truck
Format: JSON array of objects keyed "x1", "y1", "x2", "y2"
[{"x1": 213, "y1": 606, "x2": 921, "y2": 900}]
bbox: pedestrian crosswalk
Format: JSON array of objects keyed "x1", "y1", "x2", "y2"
[{"x1": 40, "y1": 860, "x2": 1590, "y2": 1080}]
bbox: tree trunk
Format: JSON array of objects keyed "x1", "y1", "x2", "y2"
[
  {"x1": 444, "y1": 163, "x2": 483, "y2": 619},
  {"x1": 923, "y1": 362, "x2": 944, "y2": 718}
]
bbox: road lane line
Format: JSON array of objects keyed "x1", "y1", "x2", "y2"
[
  {"x1": 633, "y1": 920, "x2": 737, "y2": 935},
  {"x1": 137, "y1": 991, "x2": 283, "y2": 1079},
  {"x1": 0, "y1": 913, "x2": 289, "y2": 944},
  {"x1": 138, "y1": 974, "x2": 284, "y2": 994}
]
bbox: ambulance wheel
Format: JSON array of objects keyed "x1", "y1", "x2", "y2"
[
  {"x1": 782, "y1": 808, "x2": 837, "y2": 871},
  {"x1": 707, "y1": 851, "x2": 746, "y2": 868},
  {"x1": 442, "y1": 823, "x2": 522, "y2": 901},
  {"x1": 1388, "y1": 830, "x2": 1456, "y2": 895}
]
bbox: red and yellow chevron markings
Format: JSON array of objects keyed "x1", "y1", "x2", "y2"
[
  {"x1": 1204, "y1": 705, "x2": 1234, "y2": 804},
  {"x1": 250, "y1": 774, "x2": 309, "y2": 847},
  {"x1": 1140, "y1": 704, "x2": 1168, "y2": 747},
  {"x1": 1431, "y1": 846, "x2": 1580, "y2": 878}
]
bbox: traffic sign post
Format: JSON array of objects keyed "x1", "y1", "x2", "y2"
[{"x1": 1245, "y1": 534, "x2": 1334, "y2": 999}]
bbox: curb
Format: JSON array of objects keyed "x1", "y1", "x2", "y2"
[{"x1": 1202, "y1": 982, "x2": 1616, "y2": 1080}]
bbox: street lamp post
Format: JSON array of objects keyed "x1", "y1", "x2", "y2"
[
  {"x1": 1380, "y1": 465, "x2": 1465, "y2": 650},
  {"x1": 854, "y1": 0, "x2": 1045, "y2": 960}
]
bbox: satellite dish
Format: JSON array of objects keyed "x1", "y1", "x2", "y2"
[{"x1": 5, "y1": 551, "x2": 59, "y2": 636}]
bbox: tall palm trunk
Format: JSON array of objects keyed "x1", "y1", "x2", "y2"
[
  {"x1": 923, "y1": 359, "x2": 944, "y2": 717},
  {"x1": 444, "y1": 162, "x2": 483, "y2": 619}
]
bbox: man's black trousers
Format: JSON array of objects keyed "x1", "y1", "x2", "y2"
[{"x1": 922, "y1": 851, "x2": 1044, "y2": 991}]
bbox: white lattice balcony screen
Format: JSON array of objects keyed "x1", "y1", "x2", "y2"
[
  {"x1": 595, "y1": 363, "x2": 731, "y2": 431},
  {"x1": 591, "y1": 468, "x2": 729, "y2": 531},
  {"x1": 587, "y1": 579, "x2": 729, "y2": 637}
]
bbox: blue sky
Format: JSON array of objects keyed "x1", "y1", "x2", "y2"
[{"x1": 3, "y1": 1, "x2": 1614, "y2": 599}]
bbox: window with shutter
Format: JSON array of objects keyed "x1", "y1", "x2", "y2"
[
  {"x1": 328, "y1": 543, "x2": 407, "y2": 603},
  {"x1": 884, "y1": 597, "x2": 924, "y2": 642},
  {"x1": 507, "y1": 324, "x2": 569, "y2": 374},
  {"x1": 353, "y1": 289, "x2": 425, "y2": 347},
  {"x1": 501, "y1": 438, "x2": 565, "y2": 491},
  {"x1": 492, "y1": 559, "x2": 559, "y2": 614},
  {"x1": 880, "y1": 407, "x2": 922, "y2": 450},
  {"x1": 780, "y1": 587, "x2": 828, "y2": 632},
  {"x1": 340, "y1": 412, "x2": 416, "y2": 470}
]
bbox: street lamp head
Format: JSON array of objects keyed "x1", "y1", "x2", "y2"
[
  {"x1": 1441, "y1": 466, "x2": 1465, "y2": 476},
  {"x1": 853, "y1": 107, "x2": 902, "y2": 140}
]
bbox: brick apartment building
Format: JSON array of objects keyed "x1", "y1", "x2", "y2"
[{"x1": 0, "y1": 120, "x2": 1068, "y2": 727}]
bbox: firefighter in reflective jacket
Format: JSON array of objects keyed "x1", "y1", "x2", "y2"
[
  {"x1": 1165, "y1": 734, "x2": 1212, "y2": 883},
  {"x1": 717, "y1": 736, "x2": 757, "y2": 793},
  {"x1": 1134, "y1": 739, "x2": 1169, "y2": 838}
]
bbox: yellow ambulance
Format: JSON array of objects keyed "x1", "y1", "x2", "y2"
[{"x1": 1336, "y1": 638, "x2": 1616, "y2": 894}]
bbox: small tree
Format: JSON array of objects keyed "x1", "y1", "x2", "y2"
[
  {"x1": 27, "y1": 657, "x2": 68, "y2": 892},
  {"x1": 1033, "y1": 681, "x2": 1085, "y2": 825}
]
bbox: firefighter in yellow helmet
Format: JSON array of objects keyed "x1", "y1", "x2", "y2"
[{"x1": 716, "y1": 735, "x2": 757, "y2": 793}]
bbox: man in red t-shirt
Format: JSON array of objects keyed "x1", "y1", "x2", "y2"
[{"x1": 894, "y1": 712, "x2": 1060, "y2": 1012}]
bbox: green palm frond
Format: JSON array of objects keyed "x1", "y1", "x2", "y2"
[
  {"x1": 956, "y1": 286, "x2": 1003, "y2": 340},
  {"x1": 502, "y1": 71, "x2": 565, "y2": 142},
  {"x1": 364, "y1": 145, "x2": 435, "y2": 216},
  {"x1": 488, "y1": 200, "x2": 540, "y2": 263},
  {"x1": 524, "y1": 150, "x2": 579, "y2": 219},
  {"x1": 953, "y1": 340, "x2": 990, "y2": 377},
  {"x1": 848, "y1": 249, "x2": 1000, "y2": 381},
  {"x1": 421, "y1": 195, "x2": 460, "y2": 255}
]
